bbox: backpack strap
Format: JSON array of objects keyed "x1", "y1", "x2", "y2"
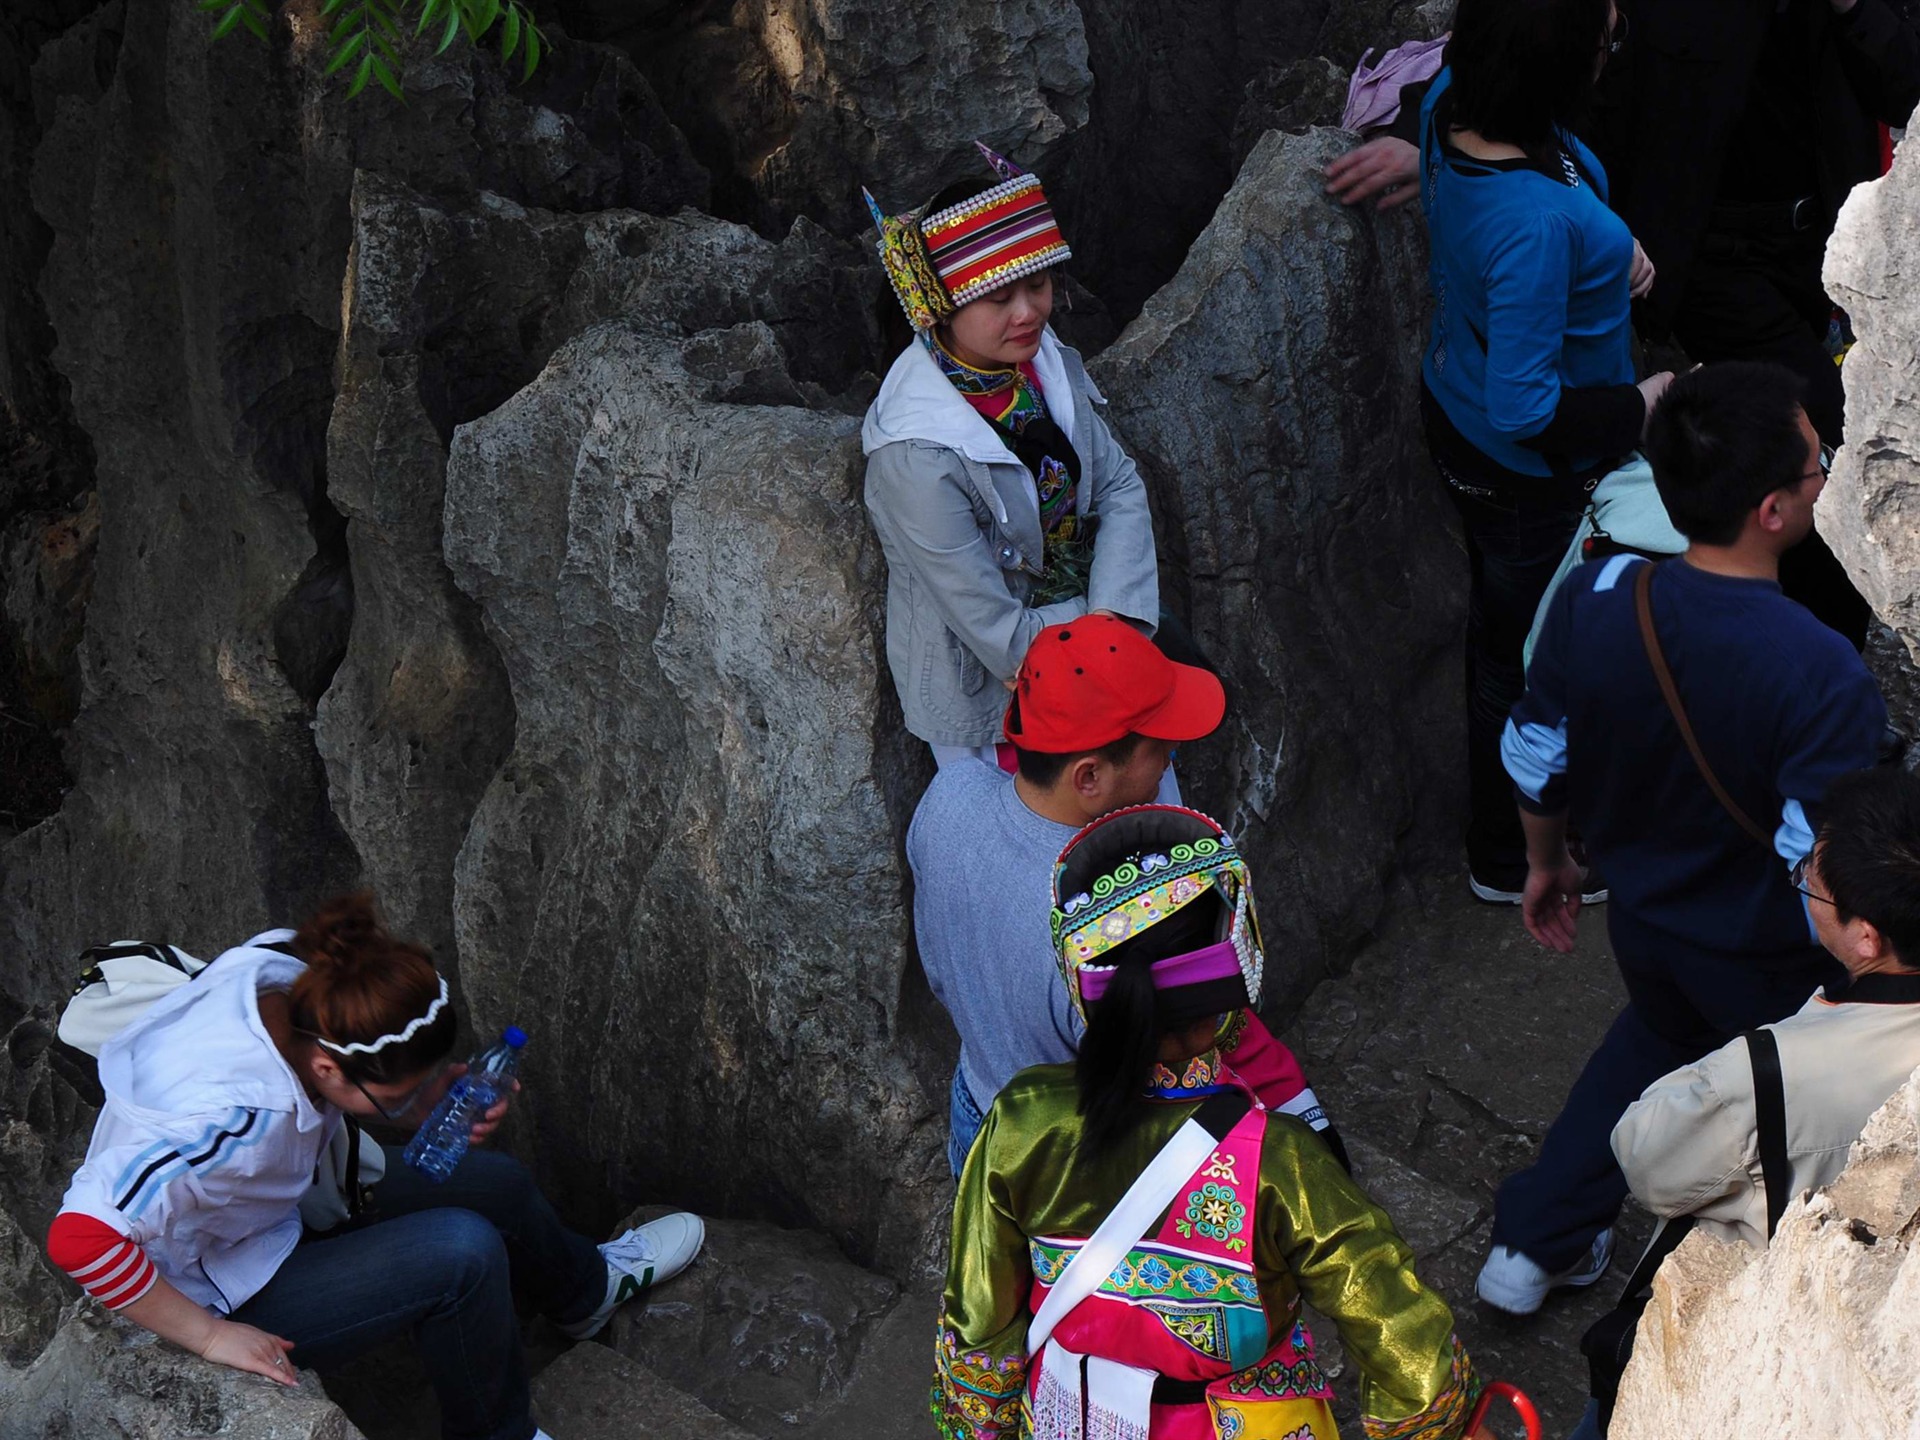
[
  {"x1": 1746, "y1": 1027, "x2": 1792, "y2": 1239},
  {"x1": 1634, "y1": 562, "x2": 1774, "y2": 847}
]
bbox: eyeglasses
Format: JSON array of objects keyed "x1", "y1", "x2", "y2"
[
  {"x1": 1801, "y1": 443, "x2": 1836, "y2": 485},
  {"x1": 1791, "y1": 853, "x2": 1835, "y2": 907},
  {"x1": 1603, "y1": 11, "x2": 1630, "y2": 54}
]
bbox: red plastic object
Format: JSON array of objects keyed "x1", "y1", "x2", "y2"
[{"x1": 1467, "y1": 1381, "x2": 1543, "y2": 1440}]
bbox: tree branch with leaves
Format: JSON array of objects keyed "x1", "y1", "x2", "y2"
[{"x1": 201, "y1": 0, "x2": 546, "y2": 99}]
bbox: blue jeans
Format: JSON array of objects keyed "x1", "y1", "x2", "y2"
[
  {"x1": 1568, "y1": 1397, "x2": 1603, "y2": 1440},
  {"x1": 948, "y1": 1067, "x2": 986, "y2": 1178},
  {"x1": 232, "y1": 1147, "x2": 605, "y2": 1440}
]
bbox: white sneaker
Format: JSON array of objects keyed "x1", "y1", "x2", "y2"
[
  {"x1": 1475, "y1": 1228, "x2": 1614, "y2": 1316},
  {"x1": 558, "y1": 1212, "x2": 706, "y2": 1340}
]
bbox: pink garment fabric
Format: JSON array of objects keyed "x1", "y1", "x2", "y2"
[
  {"x1": 1341, "y1": 34, "x2": 1449, "y2": 132},
  {"x1": 1076, "y1": 939, "x2": 1244, "y2": 1004}
]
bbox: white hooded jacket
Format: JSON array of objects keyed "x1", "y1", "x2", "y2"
[{"x1": 58, "y1": 930, "x2": 338, "y2": 1313}]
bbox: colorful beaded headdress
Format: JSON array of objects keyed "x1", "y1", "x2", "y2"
[
  {"x1": 861, "y1": 141, "x2": 1073, "y2": 334},
  {"x1": 1050, "y1": 805, "x2": 1266, "y2": 1025}
]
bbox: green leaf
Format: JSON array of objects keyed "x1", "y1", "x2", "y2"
[
  {"x1": 330, "y1": 10, "x2": 363, "y2": 43},
  {"x1": 324, "y1": 27, "x2": 369, "y2": 75},
  {"x1": 521, "y1": 21, "x2": 540, "y2": 82},
  {"x1": 372, "y1": 30, "x2": 399, "y2": 61},
  {"x1": 476, "y1": 0, "x2": 502, "y2": 35},
  {"x1": 199, "y1": 0, "x2": 232, "y2": 14},
  {"x1": 372, "y1": 54, "x2": 406, "y2": 101},
  {"x1": 210, "y1": 3, "x2": 248, "y2": 39},
  {"x1": 347, "y1": 49, "x2": 374, "y2": 98},
  {"x1": 320, "y1": 0, "x2": 348, "y2": 14},
  {"x1": 437, "y1": 7, "x2": 461, "y2": 53},
  {"x1": 415, "y1": 0, "x2": 440, "y2": 36},
  {"x1": 500, "y1": 3, "x2": 520, "y2": 59},
  {"x1": 239, "y1": 6, "x2": 270, "y2": 39}
]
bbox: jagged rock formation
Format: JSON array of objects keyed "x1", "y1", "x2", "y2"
[
  {"x1": 0, "y1": 1303, "x2": 366, "y2": 1439},
  {"x1": 1611, "y1": 1066, "x2": 1920, "y2": 1439},
  {"x1": 1822, "y1": 120, "x2": 1920, "y2": 656},
  {"x1": 1093, "y1": 127, "x2": 1462, "y2": 1004},
  {"x1": 0, "y1": 0, "x2": 1475, "y2": 1425}
]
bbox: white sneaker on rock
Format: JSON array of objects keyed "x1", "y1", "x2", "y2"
[
  {"x1": 1475, "y1": 1227, "x2": 1614, "y2": 1316},
  {"x1": 559, "y1": 1212, "x2": 706, "y2": 1340}
]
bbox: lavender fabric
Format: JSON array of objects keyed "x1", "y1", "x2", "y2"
[{"x1": 1341, "y1": 35, "x2": 1448, "y2": 132}]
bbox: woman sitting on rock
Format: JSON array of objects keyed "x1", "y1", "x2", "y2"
[
  {"x1": 45, "y1": 893, "x2": 703, "y2": 1440},
  {"x1": 1411, "y1": 0, "x2": 1669, "y2": 905},
  {"x1": 861, "y1": 144, "x2": 1163, "y2": 774},
  {"x1": 934, "y1": 805, "x2": 1493, "y2": 1440}
]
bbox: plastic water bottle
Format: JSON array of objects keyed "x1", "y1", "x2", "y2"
[{"x1": 403, "y1": 1027, "x2": 527, "y2": 1182}]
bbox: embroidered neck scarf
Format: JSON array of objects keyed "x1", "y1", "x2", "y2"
[{"x1": 932, "y1": 337, "x2": 1089, "y2": 604}]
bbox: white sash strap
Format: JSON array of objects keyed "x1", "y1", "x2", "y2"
[{"x1": 1026, "y1": 1116, "x2": 1221, "y2": 1358}]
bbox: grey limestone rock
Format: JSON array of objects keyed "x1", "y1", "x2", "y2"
[
  {"x1": 441, "y1": 298, "x2": 950, "y2": 1267},
  {"x1": 603, "y1": 1208, "x2": 900, "y2": 1431},
  {"x1": 599, "y1": 0, "x2": 1091, "y2": 238},
  {"x1": 1091, "y1": 126, "x2": 1464, "y2": 1011},
  {"x1": 0, "y1": 1303, "x2": 364, "y2": 1440},
  {"x1": 531, "y1": 1344, "x2": 756, "y2": 1440}
]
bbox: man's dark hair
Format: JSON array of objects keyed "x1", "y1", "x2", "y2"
[
  {"x1": 1014, "y1": 733, "x2": 1144, "y2": 788},
  {"x1": 1645, "y1": 363, "x2": 1812, "y2": 547},
  {"x1": 1446, "y1": 0, "x2": 1612, "y2": 157},
  {"x1": 1816, "y1": 769, "x2": 1920, "y2": 970}
]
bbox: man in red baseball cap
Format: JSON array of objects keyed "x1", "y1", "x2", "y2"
[{"x1": 909, "y1": 616, "x2": 1336, "y2": 1179}]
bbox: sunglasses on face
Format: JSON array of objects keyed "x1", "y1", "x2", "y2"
[{"x1": 347, "y1": 1063, "x2": 451, "y2": 1122}]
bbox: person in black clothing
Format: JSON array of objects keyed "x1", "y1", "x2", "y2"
[{"x1": 1586, "y1": 0, "x2": 1920, "y2": 648}]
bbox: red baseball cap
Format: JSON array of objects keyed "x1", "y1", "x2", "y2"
[{"x1": 1003, "y1": 615, "x2": 1225, "y2": 753}]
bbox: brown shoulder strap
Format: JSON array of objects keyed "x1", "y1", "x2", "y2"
[{"x1": 1634, "y1": 562, "x2": 1773, "y2": 847}]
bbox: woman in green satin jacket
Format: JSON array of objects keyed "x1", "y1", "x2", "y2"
[{"x1": 932, "y1": 805, "x2": 1491, "y2": 1440}]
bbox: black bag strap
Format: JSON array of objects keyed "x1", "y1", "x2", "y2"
[
  {"x1": 71, "y1": 941, "x2": 194, "y2": 996},
  {"x1": 1634, "y1": 562, "x2": 1774, "y2": 847},
  {"x1": 1746, "y1": 1027, "x2": 1792, "y2": 1239}
]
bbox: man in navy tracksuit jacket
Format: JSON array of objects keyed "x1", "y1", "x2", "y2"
[{"x1": 1476, "y1": 362, "x2": 1886, "y2": 1315}]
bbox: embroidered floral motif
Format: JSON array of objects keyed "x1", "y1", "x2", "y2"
[
  {"x1": 1203, "y1": 1150, "x2": 1240, "y2": 1184},
  {"x1": 931, "y1": 1325, "x2": 1026, "y2": 1440},
  {"x1": 1142, "y1": 1300, "x2": 1228, "y2": 1361},
  {"x1": 1178, "y1": 1263, "x2": 1224, "y2": 1296},
  {"x1": 1148, "y1": 1048, "x2": 1224, "y2": 1097},
  {"x1": 1177, "y1": 1182, "x2": 1247, "y2": 1244},
  {"x1": 1136, "y1": 1255, "x2": 1174, "y2": 1291},
  {"x1": 1361, "y1": 1333, "x2": 1482, "y2": 1440}
]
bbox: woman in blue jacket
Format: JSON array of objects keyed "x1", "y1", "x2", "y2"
[{"x1": 1419, "y1": 0, "x2": 1671, "y2": 903}]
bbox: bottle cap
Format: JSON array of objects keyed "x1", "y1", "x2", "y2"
[{"x1": 503, "y1": 1026, "x2": 528, "y2": 1049}]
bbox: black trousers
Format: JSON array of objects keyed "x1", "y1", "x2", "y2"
[{"x1": 1671, "y1": 226, "x2": 1874, "y2": 650}]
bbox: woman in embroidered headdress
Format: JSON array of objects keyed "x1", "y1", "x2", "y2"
[
  {"x1": 861, "y1": 144, "x2": 1163, "y2": 773},
  {"x1": 933, "y1": 807, "x2": 1493, "y2": 1440}
]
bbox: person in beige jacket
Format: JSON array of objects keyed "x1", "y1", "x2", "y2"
[{"x1": 1612, "y1": 766, "x2": 1920, "y2": 1250}]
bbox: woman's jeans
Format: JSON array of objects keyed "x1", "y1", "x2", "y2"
[
  {"x1": 232, "y1": 1147, "x2": 605, "y2": 1440},
  {"x1": 1437, "y1": 477, "x2": 1584, "y2": 881},
  {"x1": 948, "y1": 1067, "x2": 987, "y2": 1178}
]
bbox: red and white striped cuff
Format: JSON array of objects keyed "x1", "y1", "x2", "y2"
[{"x1": 47, "y1": 1213, "x2": 158, "y2": 1310}]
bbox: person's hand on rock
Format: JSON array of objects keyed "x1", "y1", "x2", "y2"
[{"x1": 1324, "y1": 137, "x2": 1420, "y2": 210}]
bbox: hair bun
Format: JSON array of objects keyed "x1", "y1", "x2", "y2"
[{"x1": 295, "y1": 893, "x2": 387, "y2": 974}]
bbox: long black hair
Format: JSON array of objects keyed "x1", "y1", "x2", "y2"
[
  {"x1": 1075, "y1": 893, "x2": 1227, "y2": 1155},
  {"x1": 1446, "y1": 0, "x2": 1613, "y2": 162}
]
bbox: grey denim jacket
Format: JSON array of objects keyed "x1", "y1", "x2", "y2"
[{"x1": 861, "y1": 330, "x2": 1160, "y2": 747}]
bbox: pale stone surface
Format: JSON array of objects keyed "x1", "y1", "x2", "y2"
[
  {"x1": 1822, "y1": 115, "x2": 1920, "y2": 658},
  {"x1": 0, "y1": 1303, "x2": 364, "y2": 1440},
  {"x1": 1613, "y1": 1067, "x2": 1920, "y2": 1440}
]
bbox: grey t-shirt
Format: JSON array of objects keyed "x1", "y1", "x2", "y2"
[{"x1": 907, "y1": 760, "x2": 1084, "y2": 1110}]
